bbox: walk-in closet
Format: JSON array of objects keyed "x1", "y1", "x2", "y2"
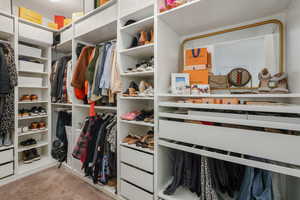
[{"x1": 0, "y1": 0, "x2": 300, "y2": 200}]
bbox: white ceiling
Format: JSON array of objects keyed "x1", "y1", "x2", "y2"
[{"x1": 13, "y1": 0, "x2": 84, "y2": 19}]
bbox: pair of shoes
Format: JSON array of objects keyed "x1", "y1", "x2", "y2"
[
  {"x1": 122, "y1": 130, "x2": 154, "y2": 150},
  {"x1": 29, "y1": 121, "x2": 46, "y2": 131},
  {"x1": 160, "y1": 0, "x2": 186, "y2": 12},
  {"x1": 0, "y1": 133, "x2": 12, "y2": 147},
  {"x1": 135, "y1": 109, "x2": 154, "y2": 122},
  {"x1": 20, "y1": 94, "x2": 38, "y2": 102},
  {"x1": 20, "y1": 138, "x2": 37, "y2": 147},
  {"x1": 19, "y1": 107, "x2": 47, "y2": 118},
  {"x1": 123, "y1": 81, "x2": 139, "y2": 97},
  {"x1": 122, "y1": 134, "x2": 142, "y2": 144},
  {"x1": 130, "y1": 29, "x2": 154, "y2": 48},
  {"x1": 120, "y1": 111, "x2": 141, "y2": 121},
  {"x1": 126, "y1": 57, "x2": 154, "y2": 73},
  {"x1": 123, "y1": 81, "x2": 154, "y2": 97},
  {"x1": 258, "y1": 68, "x2": 289, "y2": 93},
  {"x1": 23, "y1": 148, "x2": 41, "y2": 164}
]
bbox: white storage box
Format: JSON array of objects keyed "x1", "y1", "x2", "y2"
[
  {"x1": 0, "y1": 162, "x2": 13, "y2": 179},
  {"x1": 0, "y1": 149, "x2": 14, "y2": 164},
  {"x1": 19, "y1": 23, "x2": 53, "y2": 45},
  {"x1": 248, "y1": 114, "x2": 300, "y2": 124},
  {"x1": 188, "y1": 110, "x2": 247, "y2": 119},
  {"x1": 0, "y1": 15, "x2": 13, "y2": 35},
  {"x1": 19, "y1": 44, "x2": 42, "y2": 58},
  {"x1": 0, "y1": 1, "x2": 11, "y2": 14},
  {"x1": 18, "y1": 76, "x2": 43, "y2": 87},
  {"x1": 19, "y1": 60, "x2": 44, "y2": 72},
  {"x1": 120, "y1": 180, "x2": 153, "y2": 200}
]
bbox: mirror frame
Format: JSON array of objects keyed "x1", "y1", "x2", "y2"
[{"x1": 180, "y1": 19, "x2": 285, "y2": 90}]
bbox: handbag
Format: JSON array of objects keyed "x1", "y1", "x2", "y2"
[{"x1": 209, "y1": 75, "x2": 228, "y2": 89}]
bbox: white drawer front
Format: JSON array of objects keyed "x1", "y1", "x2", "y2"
[
  {"x1": 120, "y1": 146, "x2": 153, "y2": 173},
  {"x1": 159, "y1": 120, "x2": 300, "y2": 166},
  {"x1": 0, "y1": 162, "x2": 13, "y2": 179},
  {"x1": 19, "y1": 23, "x2": 53, "y2": 45},
  {"x1": 0, "y1": 149, "x2": 14, "y2": 164},
  {"x1": 120, "y1": 180, "x2": 153, "y2": 200},
  {"x1": 248, "y1": 115, "x2": 300, "y2": 124},
  {"x1": 61, "y1": 27, "x2": 72, "y2": 44},
  {"x1": 121, "y1": 163, "x2": 153, "y2": 192},
  {"x1": 19, "y1": 60, "x2": 45, "y2": 72},
  {"x1": 19, "y1": 44, "x2": 42, "y2": 58},
  {"x1": 119, "y1": 0, "x2": 153, "y2": 18},
  {"x1": 188, "y1": 110, "x2": 247, "y2": 119},
  {"x1": 0, "y1": 15, "x2": 13, "y2": 35},
  {"x1": 75, "y1": 4, "x2": 117, "y2": 37}
]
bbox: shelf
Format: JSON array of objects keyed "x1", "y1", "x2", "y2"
[
  {"x1": 18, "y1": 115, "x2": 48, "y2": 120},
  {"x1": 121, "y1": 16, "x2": 154, "y2": 36},
  {"x1": 19, "y1": 55, "x2": 48, "y2": 63},
  {"x1": 73, "y1": 104, "x2": 117, "y2": 111},
  {"x1": 158, "y1": 93, "x2": 300, "y2": 98},
  {"x1": 19, "y1": 18, "x2": 58, "y2": 32},
  {"x1": 159, "y1": 112, "x2": 300, "y2": 131},
  {"x1": 120, "y1": 119, "x2": 154, "y2": 127},
  {"x1": 52, "y1": 103, "x2": 73, "y2": 106},
  {"x1": 158, "y1": 139, "x2": 300, "y2": 179},
  {"x1": 18, "y1": 156, "x2": 54, "y2": 175},
  {"x1": 0, "y1": 145, "x2": 14, "y2": 151},
  {"x1": 159, "y1": 101, "x2": 300, "y2": 114},
  {"x1": 121, "y1": 143, "x2": 154, "y2": 154},
  {"x1": 120, "y1": 44, "x2": 154, "y2": 58},
  {"x1": 18, "y1": 86, "x2": 48, "y2": 89},
  {"x1": 54, "y1": 40, "x2": 72, "y2": 53},
  {"x1": 158, "y1": 180, "x2": 198, "y2": 200},
  {"x1": 120, "y1": 96, "x2": 154, "y2": 100},
  {"x1": 19, "y1": 101, "x2": 48, "y2": 104},
  {"x1": 18, "y1": 129, "x2": 48, "y2": 137},
  {"x1": 18, "y1": 70, "x2": 49, "y2": 76},
  {"x1": 120, "y1": 71, "x2": 154, "y2": 77},
  {"x1": 158, "y1": 0, "x2": 291, "y2": 36},
  {"x1": 18, "y1": 141, "x2": 49, "y2": 152}
]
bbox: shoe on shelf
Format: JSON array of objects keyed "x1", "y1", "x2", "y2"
[
  {"x1": 20, "y1": 95, "x2": 31, "y2": 102},
  {"x1": 138, "y1": 31, "x2": 148, "y2": 46},
  {"x1": 120, "y1": 111, "x2": 141, "y2": 121},
  {"x1": 22, "y1": 126, "x2": 29, "y2": 133},
  {"x1": 3, "y1": 133, "x2": 12, "y2": 146},
  {"x1": 38, "y1": 121, "x2": 46, "y2": 130},
  {"x1": 29, "y1": 122, "x2": 39, "y2": 131},
  {"x1": 20, "y1": 138, "x2": 37, "y2": 147},
  {"x1": 19, "y1": 109, "x2": 30, "y2": 118},
  {"x1": 30, "y1": 107, "x2": 39, "y2": 116},
  {"x1": 37, "y1": 107, "x2": 47, "y2": 115},
  {"x1": 30, "y1": 94, "x2": 38, "y2": 101},
  {"x1": 124, "y1": 19, "x2": 136, "y2": 26},
  {"x1": 23, "y1": 150, "x2": 35, "y2": 164},
  {"x1": 130, "y1": 36, "x2": 138, "y2": 48},
  {"x1": 31, "y1": 148, "x2": 41, "y2": 161},
  {"x1": 145, "y1": 30, "x2": 154, "y2": 44}
]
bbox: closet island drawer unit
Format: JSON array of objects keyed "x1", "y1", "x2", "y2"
[
  {"x1": 0, "y1": 149, "x2": 14, "y2": 164},
  {"x1": 19, "y1": 23, "x2": 53, "y2": 45},
  {"x1": 0, "y1": 162, "x2": 13, "y2": 179},
  {"x1": 159, "y1": 120, "x2": 300, "y2": 166},
  {"x1": 0, "y1": 14, "x2": 13, "y2": 35},
  {"x1": 120, "y1": 146, "x2": 153, "y2": 173},
  {"x1": 60, "y1": 27, "x2": 72, "y2": 43},
  {"x1": 121, "y1": 163, "x2": 153, "y2": 192},
  {"x1": 74, "y1": 4, "x2": 117, "y2": 38},
  {"x1": 120, "y1": 180, "x2": 153, "y2": 200}
]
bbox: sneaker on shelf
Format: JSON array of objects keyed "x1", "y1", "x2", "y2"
[
  {"x1": 30, "y1": 94, "x2": 38, "y2": 101},
  {"x1": 20, "y1": 138, "x2": 37, "y2": 147},
  {"x1": 37, "y1": 107, "x2": 47, "y2": 115},
  {"x1": 29, "y1": 107, "x2": 39, "y2": 116},
  {"x1": 3, "y1": 133, "x2": 12, "y2": 146},
  {"x1": 23, "y1": 150, "x2": 35, "y2": 164},
  {"x1": 20, "y1": 95, "x2": 31, "y2": 102},
  {"x1": 29, "y1": 122, "x2": 39, "y2": 131},
  {"x1": 31, "y1": 148, "x2": 41, "y2": 161}
]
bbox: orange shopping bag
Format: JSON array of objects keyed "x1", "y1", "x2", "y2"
[{"x1": 185, "y1": 48, "x2": 209, "y2": 67}]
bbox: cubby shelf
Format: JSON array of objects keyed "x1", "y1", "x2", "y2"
[
  {"x1": 19, "y1": 101, "x2": 48, "y2": 104},
  {"x1": 120, "y1": 71, "x2": 154, "y2": 77},
  {"x1": 120, "y1": 16, "x2": 154, "y2": 36},
  {"x1": 120, "y1": 96, "x2": 154, "y2": 100},
  {"x1": 18, "y1": 141, "x2": 49, "y2": 152},
  {"x1": 120, "y1": 119, "x2": 154, "y2": 127},
  {"x1": 0, "y1": 145, "x2": 14, "y2": 151},
  {"x1": 121, "y1": 143, "x2": 154, "y2": 154},
  {"x1": 19, "y1": 55, "x2": 48, "y2": 62},
  {"x1": 54, "y1": 40, "x2": 72, "y2": 53},
  {"x1": 73, "y1": 104, "x2": 117, "y2": 111},
  {"x1": 157, "y1": 0, "x2": 291, "y2": 36},
  {"x1": 18, "y1": 71, "x2": 49, "y2": 76},
  {"x1": 18, "y1": 115, "x2": 48, "y2": 120},
  {"x1": 18, "y1": 129, "x2": 48, "y2": 137},
  {"x1": 119, "y1": 43, "x2": 154, "y2": 58},
  {"x1": 158, "y1": 93, "x2": 300, "y2": 98}
]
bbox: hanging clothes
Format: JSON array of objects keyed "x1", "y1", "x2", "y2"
[{"x1": 0, "y1": 43, "x2": 18, "y2": 137}]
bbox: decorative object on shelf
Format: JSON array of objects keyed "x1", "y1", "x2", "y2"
[
  {"x1": 258, "y1": 68, "x2": 272, "y2": 93},
  {"x1": 171, "y1": 73, "x2": 190, "y2": 95},
  {"x1": 209, "y1": 75, "x2": 228, "y2": 89},
  {"x1": 227, "y1": 68, "x2": 252, "y2": 88},
  {"x1": 270, "y1": 73, "x2": 289, "y2": 94},
  {"x1": 191, "y1": 84, "x2": 210, "y2": 95}
]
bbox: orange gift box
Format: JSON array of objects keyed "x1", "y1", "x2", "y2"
[{"x1": 183, "y1": 69, "x2": 209, "y2": 85}]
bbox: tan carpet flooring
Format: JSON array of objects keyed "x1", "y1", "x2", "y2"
[{"x1": 0, "y1": 167, "x2": 114, "y2": 200}]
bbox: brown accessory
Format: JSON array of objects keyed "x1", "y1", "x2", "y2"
[
  {"x1": 227, "y1": 68, "x2": 252, "y2": 87},
  {"x1": 20, "y1": 95, "x2": 31, "y2": 102},
  {"x1": 30, "y1": 94, "x2": 38, "y2": 101},
  {"x1": 209, "y1": 75, "x2": 228, "y2": 89}
]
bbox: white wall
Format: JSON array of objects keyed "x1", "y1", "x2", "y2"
[{"x1": 286, "y1": 0, "x2": 300, "y2": 93}]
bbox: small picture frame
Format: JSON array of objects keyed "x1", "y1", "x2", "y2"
[{"x1": 171, "y1": 73, "x2": 190, "y2": 95}]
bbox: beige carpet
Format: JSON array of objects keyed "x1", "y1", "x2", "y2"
[{"x1": 0, "y1": 167, "x2": 115, "y2": 200}]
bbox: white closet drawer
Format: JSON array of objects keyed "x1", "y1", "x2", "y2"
[
  {"x1": 0, "y1": 149, "x2": 13, "y2": 164},
  {"x1": 19, "y1": 60, "x2": 44, "y2": 72},
  {"x1": 61, "y1": 27, "x2": 72, "y2": 44},
  {"x1": 159, "y1": 120, "x2": 300, "y2": 166},
  {"x1": 119, "y1": 0, "x2": 153, "y2": 18},
  {"x1": 121, "y1": 163, "x2": 153, "y2": 192},
  {"x1": 120, "y1": 146, "x2": 153, "y2": 173},
  {"x1": 120, "y1": 180, "x2": 153, "y2": 200},
  {"x1": 188, "y1": 110, "x2": 247, "y2": 119},
  {"x1": 248, "y1": 115, "x2": 300, "y2": 124},
  {"x1": 75, "y1": 4, "x2": 117, "y2": 38},
  {"x1": 0, "y1": 15, "x2": 13, "y2": 35},
  {"x1": 19, "y1": 44, "x2": 42, "y2": 58},
  {"x1": 19, "y1": 23, "x2": 53, "y2": 45},
  {"x1": 0, "y1": 162, "x2": 13, "y2": 179}
]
